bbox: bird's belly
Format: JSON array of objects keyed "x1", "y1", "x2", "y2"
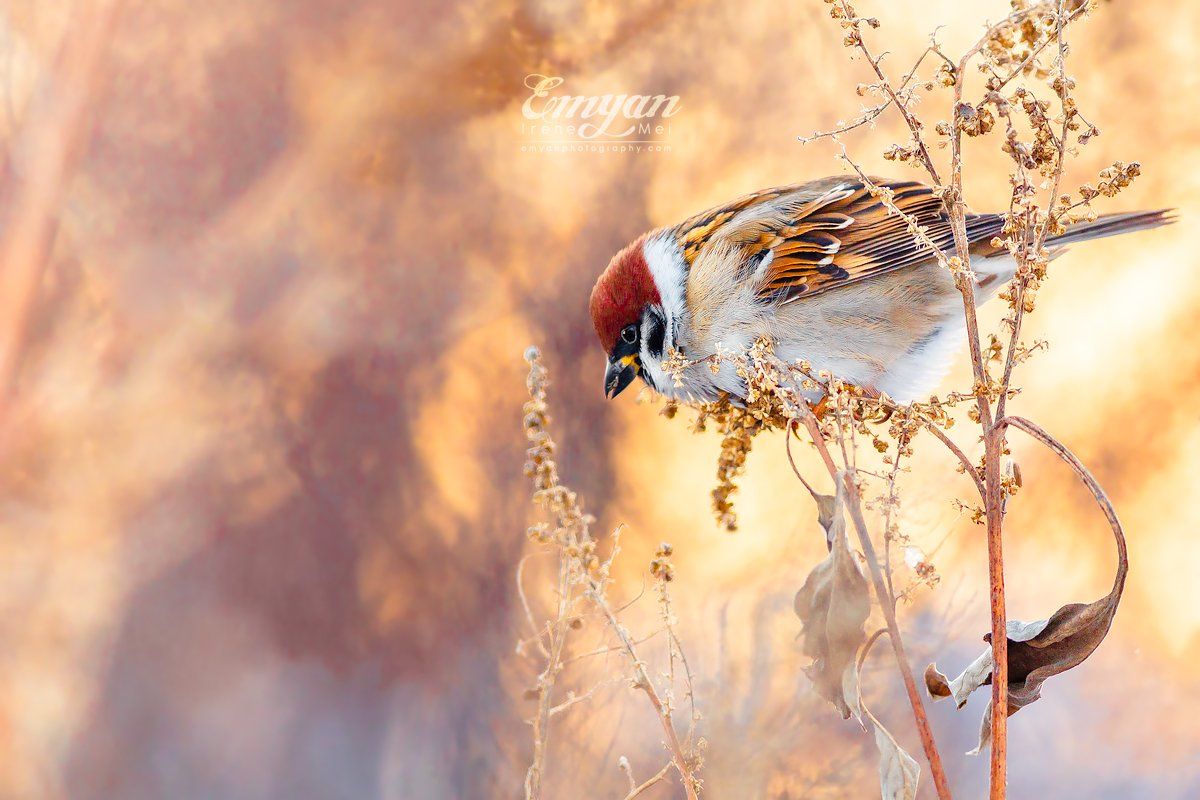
[{"x1": 670, "y1": 266, "x2": 971, "y2": 404}]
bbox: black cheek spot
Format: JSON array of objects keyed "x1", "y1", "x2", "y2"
[{"x1": 645, "y1": 316, "x2": 666, "y2": 358}]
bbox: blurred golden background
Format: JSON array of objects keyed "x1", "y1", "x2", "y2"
[{"x1": 0, "y1": 0, "x2": 1196, "y2": 798}]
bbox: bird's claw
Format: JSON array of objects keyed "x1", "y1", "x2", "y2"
[{"x1": 808, "y1": 394, "x2": 830, "y2": 421}]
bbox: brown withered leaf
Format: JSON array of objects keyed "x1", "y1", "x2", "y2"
[
  {"x1": 795, "y1": 482, "x2": 870, "y2": 718},
  {"x1": 925, "y1": 520, "x2": 1127, "y2": 754},
  {"x1": 1003, "y1": 591, "x2": 1122, "y2": 708}
]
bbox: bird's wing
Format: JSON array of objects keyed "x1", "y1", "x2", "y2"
[
  {"x1": 670, "y1": 177, "x2": 850, "y2": 269},
  {"x1": 678, "y1": 179, "x2": 1004, "y2": 303}
]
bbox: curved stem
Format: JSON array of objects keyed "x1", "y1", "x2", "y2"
[
  {"x1": 785, "y1": 421, "x2": 822, "y2": 501},
  {"x1": 998, "y1": 416, "x2": 1127, "y2": 594}
]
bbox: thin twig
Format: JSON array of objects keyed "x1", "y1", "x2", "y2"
[
  {"x1": 560, "y1": 630, "x2": 664, "y2": 667},
  {"x1": 516, "y1": 554, "x2": 551, "y2": 659},
  {"x1": 879, "y1": 434, "x2": 908, "y2": 603},
  {"x1": 621, "y1": 762, "x2": 674, "y2": 800},
  {"x1": 834, "y1": 0, "x2": 942, "y2": 182},
  {"x1": 521, "y1": 349, "x2": 702, "y2": 798},
  {"x1": 524, "y1": 528, "x2": 577, "y2": 800},
  {"x1": 785, "y1": 422, "x2": 822, "y2": 501},
  {"x1": 546, "y1": 676, "x2": 630, "y2": 718},
  {"x1": 925, "y1": 424, "x2": 986, "y2": 499},
  {"x1": 590, "y1": 587, "x2": 701, "y2": 800}
]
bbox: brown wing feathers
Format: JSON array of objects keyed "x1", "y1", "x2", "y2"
[
  {"x1": 672, "y1": 179, "x2": 1004, "y2": 304},
  {"x1": 675, "y1": 185, "x2": 795, "y2": 266},
  {"x1": 760, "y1": 181, "x2": 1003, "y2": 302}
]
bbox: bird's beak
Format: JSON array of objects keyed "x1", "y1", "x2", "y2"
[{"x1": 604, "y1": 354, "x2": 638, "y2": 399}]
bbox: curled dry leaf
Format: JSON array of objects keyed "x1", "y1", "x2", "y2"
[
  {"x1": 872, "y1": 723, "x2": 921, "y2": 800},
  {"x1": 850, "y1": 632, "x2": 921, "y2": 800},
  {"x1": 924, "y1": 644, "x2": 999, "y2": 709},
  {"x1": 925, "y1": 501, "x2": 1128, "y2": 754},
  {"x1": 794, "y1": 481, "x2": 870, "y2": 718}
]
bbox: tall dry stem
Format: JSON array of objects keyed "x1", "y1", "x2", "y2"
[
  {"x1": 519, "y1": 347, "x2": 702, "y2": 800},
  {"x1": 811, "y1": 2, "x2": 1130, "y2": 794}
]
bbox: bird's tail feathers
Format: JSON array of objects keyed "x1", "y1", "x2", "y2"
[
  {"x1": 973, "y1": 207, "x2": 1174, "y2": 301},
  {"x1": 1046, "y1": 208, "x2": 1176, "y2": 247}
]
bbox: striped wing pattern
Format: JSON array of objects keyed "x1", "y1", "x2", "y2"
[{"x1": 672, "y1": 179, "x2": 1004, "y2": 303}]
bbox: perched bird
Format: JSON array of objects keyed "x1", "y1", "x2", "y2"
[{"x1": 589, "y1": 177, "x2": 1172, "y2": 404}]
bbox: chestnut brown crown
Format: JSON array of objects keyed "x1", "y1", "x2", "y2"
[{"x1": 588, "y1": 234, "x2": 660, "y2": 354}]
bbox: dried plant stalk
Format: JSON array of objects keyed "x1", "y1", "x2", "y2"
[
  {"x1": 810, "y1": 1, "x2": 1136, "y2": 795},
  {"x1": 516, "y1": 3, "x2": 1143, "y2": 796},
  {"x1": 520, "y1": 347, "x2": 701, "y2": 800}
]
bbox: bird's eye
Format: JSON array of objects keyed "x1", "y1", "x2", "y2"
[{"x1": 621, "y1": 325, "x2": 637, "y2": 344}]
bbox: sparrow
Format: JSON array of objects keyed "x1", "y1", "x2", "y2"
[{"x1": 589, "y1": 177, "x2": 1172, "y2": 404}]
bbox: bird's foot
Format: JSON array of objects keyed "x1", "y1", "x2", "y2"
[{"x1": 808, "y1": 394, "x2": 831, "y2": 420}]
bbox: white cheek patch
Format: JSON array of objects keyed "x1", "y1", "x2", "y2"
[{"x1": 641, "y1": 234, "x2": 687, "y2": 350}]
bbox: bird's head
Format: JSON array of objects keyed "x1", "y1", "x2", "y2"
[{"x1": 589, "y1": 234, "x2": 670, "y2": 400}]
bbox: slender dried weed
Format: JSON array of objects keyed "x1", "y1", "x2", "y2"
[{"x1": 519, "y1": 347, "x2": 702, "y2": 800}]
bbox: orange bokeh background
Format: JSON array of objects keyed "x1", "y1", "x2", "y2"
[{"x1": 0, "y1": 1, "x2": 1197, "y2": 798}]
